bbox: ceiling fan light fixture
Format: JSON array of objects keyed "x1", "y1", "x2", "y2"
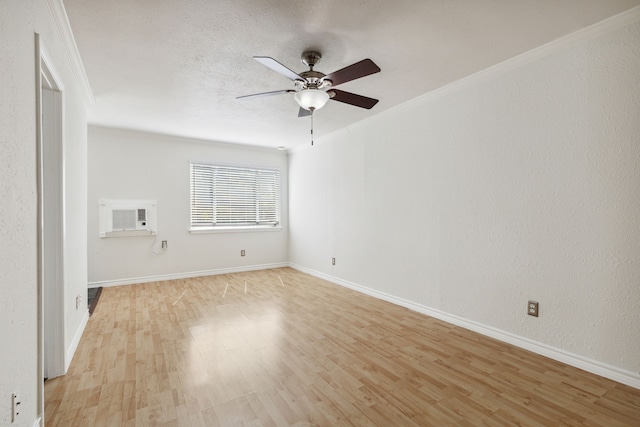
[{"x1": 294, "y1": 89, "x2": 330, "y2": 111}]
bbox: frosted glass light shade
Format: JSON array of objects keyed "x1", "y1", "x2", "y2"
[{"x1": 294, "y1": 89, "x2": 330, "y2": 111}]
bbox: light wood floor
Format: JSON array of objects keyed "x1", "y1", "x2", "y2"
[{"x1": 45, "y1": 268, "x2": 640, "y2": 426}]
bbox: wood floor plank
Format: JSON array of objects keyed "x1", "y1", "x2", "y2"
[{"x1": 45, "y1": 268, "x2": 640, "y2": 426}]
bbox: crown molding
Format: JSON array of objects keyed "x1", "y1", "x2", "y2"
[
  {"x1": 406, "y1": 5, "x2": 640, "y2": 108},
  {"x1": 43, "y1": 0, "x2": 95, "y2": 106},
  {"x1": 408, "y1": 6, "x2": 640, "y2": 107},
  {"x1": 311, "y1": 5, "x2": 640, "y2": 145}
]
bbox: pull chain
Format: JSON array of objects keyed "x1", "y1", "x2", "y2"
[{"x1": 310, "y1": 108, "x2": 314, "y2": 146}]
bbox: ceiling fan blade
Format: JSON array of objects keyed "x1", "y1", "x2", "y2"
[
  {"x1": 298, "y1": 107, "x2": 311, "y2": 118},
  {"x1": 254, "y1": 56, "x2": 305, "y2": 82},
  {"x1": 329, "y1": 89, "x2": 379, "y2": 109},
  {"x1": 322, "y1": 59, "x2": 380, "y2": 87},
  {"x1": 236, "y1": 90, "x2": 293, "y2": 100}
]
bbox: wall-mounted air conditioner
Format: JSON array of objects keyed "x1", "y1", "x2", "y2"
[{"x1": 99, "y1": 199, "x2": 157, "y2": 237}]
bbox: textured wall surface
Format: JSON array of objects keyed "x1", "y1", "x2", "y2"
[
  {"x1": 289, "y1": 20, "x2": 640, "y2": 375},
  {"x1": 0, "y1": 2, "x2": 40, "y2": 425},
  {"x1": 0, "y1": 1, "x2": 89, "y2": 425},
  {"x1": 87, "y1": 126, "x2": 288, "y2": 284}
]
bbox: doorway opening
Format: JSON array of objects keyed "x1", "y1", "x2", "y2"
[{"x1": 36, "y1": 34, "x2": 66, "y2": 423}]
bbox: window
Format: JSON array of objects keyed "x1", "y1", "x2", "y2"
[{"x1": 190, "y1": 163, "x2": 280, "y2": 231}]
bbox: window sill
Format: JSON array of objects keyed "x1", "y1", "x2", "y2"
[{"x1": 189, "y1": 226, "x2": 283, "y2": 234}]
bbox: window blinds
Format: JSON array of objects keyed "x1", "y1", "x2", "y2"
[{"x1": 190, "y1": 163, "x2": 280, "y2": 227}]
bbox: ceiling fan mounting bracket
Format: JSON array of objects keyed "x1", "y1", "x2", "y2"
[{"x1": 301, "y1": 51, "x2": 322, "y2": 69}]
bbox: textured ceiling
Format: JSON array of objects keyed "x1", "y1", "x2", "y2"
[{"x1": 63, "y1": 0, "x2": 640, "y2": 149}]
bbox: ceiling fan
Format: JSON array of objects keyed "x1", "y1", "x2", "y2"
[{"x1": 237, "y1": 51, "x2": 381, "y2": 118}]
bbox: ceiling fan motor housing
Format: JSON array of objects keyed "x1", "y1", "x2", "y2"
[
  {"x1": 296, "y1": 70, "x2": 332, "y2": 91},
  {"x1": 298, "y1": 52, "x2": 332, "y2": 90}
]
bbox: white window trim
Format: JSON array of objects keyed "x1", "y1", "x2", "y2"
[{"x1": 189, "y1": 225, "x2": 283, "y2": 234}]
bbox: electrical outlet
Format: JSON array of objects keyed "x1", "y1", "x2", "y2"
[
  {"x1": 528, "y1": 300, "x2": 539, "y2": 317},
  {"x1": 332, "y1": 258, "x2": 335, "y2": 265},
  {"x1": 75, "y1": 295, "x2": 81, "y2": 310},
  {"x1": 12, "y1": 393, "x2": 20, "y2": 423},
  {"x1": 161, "y1": 240, "x2": 168, "y2": 249},
  {"x1": 241, "y1": 250, "x2": 245, "y2": 256}
]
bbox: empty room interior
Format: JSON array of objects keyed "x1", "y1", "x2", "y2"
[{"x1": 2, "y1": 0, "x2": 640, "y2": 426}]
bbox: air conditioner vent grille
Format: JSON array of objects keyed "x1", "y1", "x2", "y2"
[{"x1": 113, "y1": 209, "x2": 137, "y2": 230}]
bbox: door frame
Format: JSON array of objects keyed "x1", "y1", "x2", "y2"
[{"x1": 36, "y1": 33, "x2": 66, "y2": 421}]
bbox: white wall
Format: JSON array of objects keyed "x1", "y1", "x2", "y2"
[
  {"x1": 87, "y1": 126, "x2": 288, "y2": 285},
  {"x1": 0, "y1": 1, "x2": 89, "y2": 425},
  {"x1": 289, "y1": 17, "x2": 640, "y2": 381}
]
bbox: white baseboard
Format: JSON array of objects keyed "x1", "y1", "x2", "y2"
[
  {"x1": 289, "y1": 263, "x2": 640, "y2": 390},
  {"x1": 65, "y1": 309, "x2": 89, "y2": 373},
  {"x1": 88, "y1": 262, "x2": 289, "y2": 288}
]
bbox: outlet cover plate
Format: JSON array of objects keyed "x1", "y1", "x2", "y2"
[{"x1": 528, "y1": 300, "x2": 539, "y2": 317}]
